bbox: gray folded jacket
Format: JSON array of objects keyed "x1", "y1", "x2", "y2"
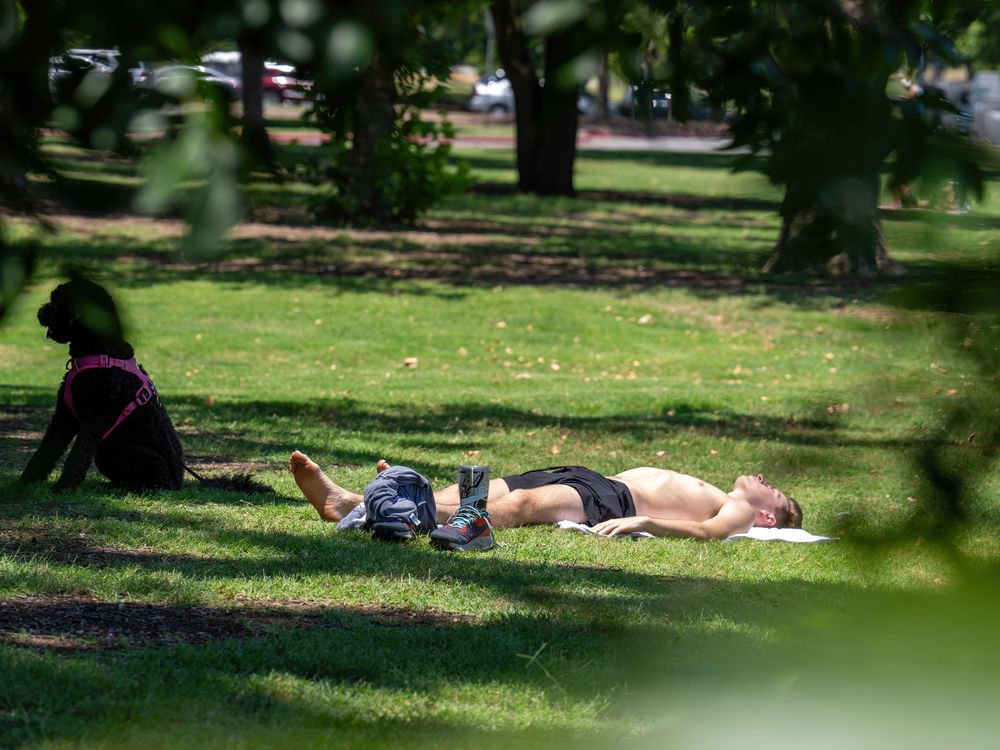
[{"x1": 360, "y1": 465, "x2": 438, "y2": 534}]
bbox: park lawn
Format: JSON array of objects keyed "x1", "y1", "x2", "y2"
[{"x1": 1, "y1": 139, "x2": 999, "y2": 748}]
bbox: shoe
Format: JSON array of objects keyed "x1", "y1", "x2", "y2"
[
  {"x1": 429, "y1": 505, "x2": 494, "y2": 552},
  {"x1": 371, "y1": 518, "x2": 416, "y2": 542}
]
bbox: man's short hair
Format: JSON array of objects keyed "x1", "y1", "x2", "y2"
[{"x1": 782, "y1": 497, "x2": 803, "y2": 529}]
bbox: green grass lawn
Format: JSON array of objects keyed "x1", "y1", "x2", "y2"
[{"x1": 2, "y1": 139, "x2": 999, "y2": 748}]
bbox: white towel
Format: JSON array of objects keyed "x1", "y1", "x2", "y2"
[
  {"x1": 723, "y1": 527, "x2": 835, "y2": 543},
  {"x1": 555, "y1": 520, "x2": 834, "y2": 543}
]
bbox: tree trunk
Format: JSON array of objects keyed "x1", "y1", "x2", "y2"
[
  {"x1": 238, "y1": 38, "x2": 272, "y2": 167},
  {"x1": 0, "y1": 84, "x2": 29, "y2": 203},
  {"x1": 348, "y1": 52, "x2": 396, "y2": 222},
  {"x1": 490, "y1": 0, "x2": 579, "y2": 196},
  {"x1": 483, "y1": 8, "x2": 496, "y2": 75},
  {"x1": 534, "y1": 30, "x2": 579, "y2": 195},
  {"x1": 0, "y1": 2, "x2": 59, "y2": 210},
  {"x1": 596, "y1": 51, "x2": 610, "y2": 122},
  {"x1": 764, "y1": 173, "x2": 901, "y2": 275},
  {"x1": 491, "y1": 0, "x2": 541, "y2": 193},
  {"x1": 763, "y1": 1, "x2": 908, "y2": 276}
]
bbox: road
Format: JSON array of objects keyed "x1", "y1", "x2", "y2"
[{"x1": 269, "y1": 129, "x2": 743, "y2": 154}]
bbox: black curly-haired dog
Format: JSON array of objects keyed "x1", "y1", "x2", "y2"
[{"x1": 20, "y1": 276, "x2": 269, "y2": 493}]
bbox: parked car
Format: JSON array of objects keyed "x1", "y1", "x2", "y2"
[
  {"x1": 199, "y1": 51, "x2": 242, "y2": 80},
  {"x1": 199, "y1": 52, "x2": 313, "y2": 106},
  {"x1": 51, "y1": 48, "x2": 120, "y2": 75},
  {"x1": 146, "y1": 65, "x2": 242, "y2": 102},
  {"x1": 468, "y1": 70, "x2": 596, "y2": 116},
  {"x1": 617, "y1": 86, "x2": 672, "y2": 118},
  {"x1": 262, "y1": 61, "x2": 313, "y2": 106},
  {"x1": 128, "y1": 62, "x2": 153, "y2": 88},
  {"x1": 48, "y1": 48, "x2": 120, "y2": 99},
  {"x1": 469, "y1": 71, "x2": 514, "y2": 115}
]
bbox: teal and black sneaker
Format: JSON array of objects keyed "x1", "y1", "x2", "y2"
[{"x1": 429, "y1": 505, "x2": 495, "y2": 552}]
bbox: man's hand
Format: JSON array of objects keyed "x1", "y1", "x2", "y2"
[{"x1": 592, "y1": 516, "x2": 651, "y2": 537}]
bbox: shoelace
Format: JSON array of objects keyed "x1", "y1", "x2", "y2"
[{"x1": 446, "y1": 505, "x2": 487, "y2": 530}]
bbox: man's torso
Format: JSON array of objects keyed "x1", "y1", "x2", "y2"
[{"x1": 610, "y1": 467, "x2": 735, "y2": 522}]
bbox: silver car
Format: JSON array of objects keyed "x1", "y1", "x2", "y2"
[
  {"x1": 146, "y1": 65, "x2": 242, "y2": 102},
  {"x1": 469, "y1": 72, "x2": 514, "y2": 115},
  {"x1": 469, "y1": 71, "x2": 596, "y2": 116}
]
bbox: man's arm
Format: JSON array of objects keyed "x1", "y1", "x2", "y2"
[{"x1": 592, "y1": 501, "x2": 755, "y2": 540}]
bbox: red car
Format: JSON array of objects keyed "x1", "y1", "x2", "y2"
[
  {"x1": 262, "y1": 61, "x2": 313, "y2": 107},
  {"x1": 199, "y1": 53, "x2": 313, "y2": 107}
]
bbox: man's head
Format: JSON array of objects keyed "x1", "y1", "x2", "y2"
[{"x1": 732, "y1": 474, "x2": 802, "y2": 528}]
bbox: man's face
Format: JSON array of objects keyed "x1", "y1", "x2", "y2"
[{"x1": 734, "y1": 474, "x2": 790, "y2": 526}]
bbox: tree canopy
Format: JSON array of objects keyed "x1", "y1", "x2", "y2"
[{"x1": 0, "y1": 0, "x2": 994, "y2": 321}]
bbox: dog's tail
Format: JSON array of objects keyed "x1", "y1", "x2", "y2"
[{"x1": 184, "y1": 464, "x2": 274, "y2": 494}]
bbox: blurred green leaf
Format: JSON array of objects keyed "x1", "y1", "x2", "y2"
[
  {"x1": 0, "y1": 240, "x2": 37, "y2": 323},
  {"x1": 185, "y1": 152, "x2": 242, "y2": 260},
  {"x1": 280, "y1": 0, "x2": 322, "y2": 28},
  {"x1": 133, "y1": 115, "x2": 242, "y2": 259},
  {"x1": 242, "y1": 0, "x2": 271, "y2": 28},
  {"x1": 327, "y1": 20, "x2": 374, "y2": 72},
  {"x1": 524, "y1": 0, "x2": 591, "y2": 36},
  {"x1": 557, "y1": 50, "x2": 601, "y2": 87}
]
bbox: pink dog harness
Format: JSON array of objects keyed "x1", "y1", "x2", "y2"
[{"x1": 63, "y1": 355, "x2": 157, "y2": 440}]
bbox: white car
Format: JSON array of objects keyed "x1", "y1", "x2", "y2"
[
  {"x1": 469, "y1": 73, "x2": 514, "y2": 115},
  {"x1": 469, "y1": 71, "x2": 596, "y2": 116}
]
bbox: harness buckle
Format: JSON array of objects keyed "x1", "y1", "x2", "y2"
[{"x1": 135, "y1": 386, "x2": 153, "y2": 405}]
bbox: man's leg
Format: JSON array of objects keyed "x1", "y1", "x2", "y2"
[
  {"x1": 434, "y1": 477, "x2": 516, "y2": 521},
  {"x1": 289, "y1": 451, "x2": 364, "y2": 522},
  {"x1": 437, "y1": 483, "x2": 587, "y2": 527},
  {"x1": 299, "y1": 456, "x2": 589, "y2": 528}
]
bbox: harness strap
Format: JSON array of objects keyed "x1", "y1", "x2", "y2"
[{"x1": 63, "y1": 355, "x2": 157, "y2": 440}]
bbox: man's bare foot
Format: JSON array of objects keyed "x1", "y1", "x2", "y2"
[
  {"x1": 376, "y1": 459, "x2": 391, "y2": 473},
  {"x1": 289, "y1": 451, "x2": 362, "y2": 522}
]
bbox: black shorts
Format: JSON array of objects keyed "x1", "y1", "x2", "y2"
[{"x1": 501, "y1": 465, "x2": 636, "y2": 526}]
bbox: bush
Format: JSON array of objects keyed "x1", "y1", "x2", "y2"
[{"x1": 303, "y1": 68, "x2": 469, "y2": 226}]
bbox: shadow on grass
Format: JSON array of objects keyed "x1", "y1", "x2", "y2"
[
  {"x1": 0, "y1": 450, "x2": 859, "y2": 727},
  {"x1": 22, "y1": 232, "x2": 899, "y2": 313},
  {"x1": 42, "y1": 175, "x2": 138, "y2": 214},
  {"x1": 878, "y1": 206, "x2": 1000, "y2": 231},
  {"x1": 4, "y1": 562, "x2": 999, "y2": 747},
  {"x1": 1, "y1": 384, "x2": 931, "y2": 492},
  {"x1": 460, "y1": 148, "x2": 768, "y2": 173},
  {"x1": 468, "y1": 182, "x2": 780, "y2": 213},
  {"x1": 0, "y1": 564, "x2": 862, "y2": 747},
  {"x1": 0, "y1": 467, "x2": 865, "y2": 744},
  {"x1": 27, "y1": 140, "x2": 994, "y2": 309}
]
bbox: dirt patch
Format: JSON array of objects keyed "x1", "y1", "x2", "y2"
[
  {"x1": 182, "y1": 453, "x2": 271, "y2": 476},
  {"x1": 0, "y1": 594, "x2": 472, "y2": 652},
  {"x1": 129, "y1": 245, "x2": 756, "y2": 290},
  {"x1": 0, "y1": 595, "x2": 252, "y2": 651},
  {"x1": 831, "y1": 305, "x2": 917, "y2": 323},
  {"x1": 0, "y1": 529, "x2": 202, "y2": 568},
  {"x1": 43, "y1": 213, "x2": 532, "y2": 248}
]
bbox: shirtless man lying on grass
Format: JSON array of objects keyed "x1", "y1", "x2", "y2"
[{"x1": 289, "y1": 451, "x2": 802, "y2": 540}]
